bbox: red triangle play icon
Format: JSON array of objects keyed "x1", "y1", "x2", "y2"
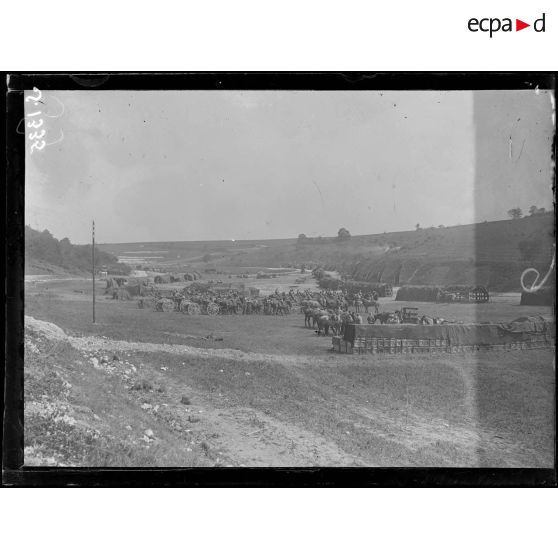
[{"x1": 516, "y1": 19, "x2": 530, "y2": 31}]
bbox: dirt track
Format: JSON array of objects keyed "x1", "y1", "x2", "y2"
[
  {"x1": 25, "y1": 315, "x2": 336, "y2": 367},
  {"x1": 25, "y1": 315, "x2": 363, "y2": 466}
]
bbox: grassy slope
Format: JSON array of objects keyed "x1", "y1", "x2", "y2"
[
  {"x1": 25, "y1": 328, "x2": 217, "y2": 467},
  {"x1": 97, "y1": 215, "x2": 554, "y2": 291},
  {"x1": 25, "y1": 282, "x2": 555, "y2": 467},
  {"x1": 25, "y1": 259, "x2": 80, "y2": 276}
]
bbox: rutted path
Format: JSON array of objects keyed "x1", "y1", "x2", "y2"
[{"x1": 25, "y1": 315, "x2": 363, "y2": 466}]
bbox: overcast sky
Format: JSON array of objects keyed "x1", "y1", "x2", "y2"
[{"x1": 25, "y1": 89, "x2": 554, "y2": 244}]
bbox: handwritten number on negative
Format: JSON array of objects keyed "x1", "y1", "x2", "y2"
[{"x1": 25, "y1": 87, "x2": 42, "y2": 103}]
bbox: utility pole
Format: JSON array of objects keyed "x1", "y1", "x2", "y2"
[{"x1": 92, "y1": 220, "x2": 96, "y2": 323}]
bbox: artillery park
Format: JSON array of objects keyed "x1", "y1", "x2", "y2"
[
  {"x1": 21, "y1": 87, "x2": 555, "y2": 472},
  {"x1": 24, "y1": 214, "x2": 555, "y2": 468}
]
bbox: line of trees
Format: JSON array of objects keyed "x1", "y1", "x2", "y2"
[
  {"x1": 297, "y1": 228, "x2": 352, "y2": 244},
  {"x1": 507, "y1": 206, "x2": 549, "y2": 219},
  {"x1": 25, "y1": 226, "x2": 131, "y2": 274}
]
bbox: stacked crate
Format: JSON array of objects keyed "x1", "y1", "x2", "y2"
[
  {"x1": 331, "y1": 336, "x2": 353, "y2": 353},
  {"x1": 333, "y1": 332, "x2": 553, "y2": 355},
  {"x1": 350, "y1": 336, "x2": 450, "y2": 354}
]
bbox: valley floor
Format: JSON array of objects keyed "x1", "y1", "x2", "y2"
[{"x1": 22, "y1": 278, "x2": 555, "y2": 468}]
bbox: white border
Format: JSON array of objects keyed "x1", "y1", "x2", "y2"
[
  {"x1": 2, "y1": 1, "x2": 557, "y2": 70},
  {"x1": 2, "y1": 489, "x2": 557, "y2": 557}
]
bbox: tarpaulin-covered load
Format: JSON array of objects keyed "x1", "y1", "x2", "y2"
[
  {"x1": 105, "y1": 276, "x2": 128, "y2": 289},
  {"x1": 111, "y1": 288, "x2": 133, "y2": 301},
  {"x1": 520, "y1": 287, "x2": 553, "y2": 306},
  {"x1": 106, "y1": 278, "x2": 150, "y2": 295},
  {"x1": 182, "y1": 282, "x2": 211, "y2": 293},
  {"x1": 123, "y1": 284, "x2": 149, "y2": 297},
  {"x1": 130, "y1": 278, "x2": 150, "y2": 286},
  {"x1": 499, "y1": 316, "x2": 550, "y2": 333},
  {"x1": 318, "y1": 277, "x2": 394, "y2": 295},
  {"x1": 339, "y1": 317, "x2": 553, "y2": 354}
]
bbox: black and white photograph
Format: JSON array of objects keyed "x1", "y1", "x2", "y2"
[{"x1": 14, "y1": 76, "x2": 555, "y2": 472}]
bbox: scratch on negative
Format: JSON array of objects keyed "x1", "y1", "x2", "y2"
[
  {"x1": 312, "y1": 180, "x2": 325, "y2": 209},
  {"x1": 516, "y1": 138, "x2": 526, "y2": 161}
]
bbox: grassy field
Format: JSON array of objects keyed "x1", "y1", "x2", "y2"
[{"x1": 24, "y1": 277, "x2": 555, "y2": 467}]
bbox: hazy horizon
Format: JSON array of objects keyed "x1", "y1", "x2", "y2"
[
  {"x1": 25, "y1": 89, "x2": 554, "y2": 244},
  {"x1": 26, "y1": 213, "x2": 555, "y2": 248}
]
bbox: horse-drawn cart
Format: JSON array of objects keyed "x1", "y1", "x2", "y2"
[
  {"x1": 199, "y1": 301, "x2": 220, "y2": 315},
  {"x1": 154, "y1": 297, "x2": 175, "y2": 312}
]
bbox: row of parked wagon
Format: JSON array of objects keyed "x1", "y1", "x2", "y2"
[
  {"x1": 395, "y1": 285, "x2": 490, "y2": 303},
  {"x1": 138, "y1": 296, "x2": 220, "y2": 315}
]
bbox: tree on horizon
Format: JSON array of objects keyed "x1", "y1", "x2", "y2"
[{"x1": 337, "y1": 227, "x2": 351, "y2": 241}]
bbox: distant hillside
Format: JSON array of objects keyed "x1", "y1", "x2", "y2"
[
  {"x1": 211, "y1": 215, "x2": 554, "y2": 291},
  {"x1": 25, "y1": 226, "x2": 131, "y2": 275},
  {"x1": 321, "y1": 216, "x2": 555, "y2": 292},
  {"x1": 98, "y1": 214, "x2": 554, "y2": 292}
]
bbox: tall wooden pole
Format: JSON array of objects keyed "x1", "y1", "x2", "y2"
[{"x1": 92, "y1": 220, "x2": 96, "y2": 323}]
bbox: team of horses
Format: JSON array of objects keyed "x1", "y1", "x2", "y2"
[
  {"x1": 302, "y1": 299, "x2": 448, "y2": 336},
  {"x1": 156, "y1": 287, "x2": 300, "y2": 316},
  {"x1": 146, "y1": 283, "x2": 447, "y2": 331},
  {"x1": 303, "y1": 307, "x2": 401, "y2": 336}
]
